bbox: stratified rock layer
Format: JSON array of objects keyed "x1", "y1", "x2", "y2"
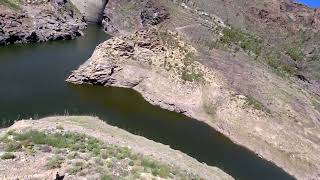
[{"x1": 0, "y1": 0, "x2": 86, "y2": 45}]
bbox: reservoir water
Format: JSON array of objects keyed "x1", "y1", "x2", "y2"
[{"x1": 0, "y1": 25, "x2": 295, "y2": 180}]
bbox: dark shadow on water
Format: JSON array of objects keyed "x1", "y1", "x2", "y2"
[{"x1": 0, "y1": 25, "x2": 295, "y2": 180}]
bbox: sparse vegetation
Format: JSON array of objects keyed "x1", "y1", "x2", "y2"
[
  {"x1": 219, "y1": 27, "x2": 263, "y2": 56},
  {"x1": 1, "y1": 152, "x2": 16, "y2": 160},
  {"x1": 68, "y1": 161, "x2": 87, "y2": 174},
  {"x1": 5, "y1": 140, "x2": 22, "y2": 152},
  {"x1": 141, "y1": 158, "x2": 171, "y2": 178},
  {"x1": 211, "y1": 26, "x2": 302, "y2": 77},
  {"x1": 244, "y1": 96, "x2": 271, "y2": 114},
  {"x1": 47, "y1": 155, "x2": 64, "y2": 169},
  {"x1": 182, "y1": 69, "x2": 204, "y2": 82},
  {"x1": 0, "y1": 0, "x2": 21, "y2": 9},
  {"x1": 159, "y1": 31, "x2": 180, "y2": 48},
  {"x1": 183, "y1": 52, "x2": 195, "y2": 65},
  {"x1": 0, "y1": 130, "x2": 200, "y2": 179},
  {"x1": 266, "y1": 55, "x2": 297, "y2": 76},
  {"x1": 286, "y1": 46, "x2": 304, "y2": 62},
  {"x1": 312, "y1": 100, "x2": 320, "y2": 112}
]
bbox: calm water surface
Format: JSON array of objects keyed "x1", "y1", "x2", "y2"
[{"x1": 0, "y1": 25, "x2": 295, "y2": 180}]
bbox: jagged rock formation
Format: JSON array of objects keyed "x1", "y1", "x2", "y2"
[
  {"x1": 0, "y1": 0, "x2": 86, "y2": 45},
  {"x1": 102, "y1": 0, "x2": 170, "y2": 35},
  {"x1": 141, "y1": 1, "x2": 170, "y2": 26}
]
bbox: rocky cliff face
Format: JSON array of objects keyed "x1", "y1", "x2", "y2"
[
  {"x1": 101, "y1": 0, "x2": 170, "y2": 35},
  {"x1": 0, "y1": 0, "x2": 86, "y2": 45}
]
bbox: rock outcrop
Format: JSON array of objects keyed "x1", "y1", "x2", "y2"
[
  {"x1": 0, "y1": 0, "x2": 86, "y2": 45},
  {"x1": 67, "y1": 27, "x2": 320, "y2": 179},
  {"x1": 101, "y1": 0, "x2": 170, "y2": 35},
  {"x1": 141, "y1": 1, "x2": 170, "y2": 26}
]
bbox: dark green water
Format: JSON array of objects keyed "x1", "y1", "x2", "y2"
[{"x1": 0, "y1": 25, "x2": 295, "y2": 180}]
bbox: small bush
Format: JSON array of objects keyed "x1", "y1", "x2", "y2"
[
  {"x1": 183, "y1": 52, "x2": 195, "y2": 66},
  {"x1": 182, "y1": 69, "x2": 203, "y2": 82},
  {"x1": 129, "y1": 160, "x2": 135, "y2": 166},
  {"x1": 220, "y1": 27, "x2": 263, "y2": 56},
  {"x1": 286, "y1": 46, "x2": 304, "y2": 61},
  {"x1": 0, "y1": 0, "x2": 21, "y2": 9},
  {"x1": 266, "y1": 56, "x2": 296, "y2": 75},
  {"x1": 5, "y1": 141, "x2": 22, "y2": 152},
  {"x1": 141, "y1": 158, "x2": 170, "y2": 178},
  {"x1": 1, "y1": 152, "x2": 16, "y2": 160},
  {"x1": 100, "y1": 149, "x2": 109, "y2": 159},
  {"x1": 159, "y1": 31, "x2": 179, "y2": 48},
  {"x1": 245, "y1": 96, "x2": 271, "y2": 114},
  {"x1": 67, "y1": 152, "x2": 78, "y2": 159},
  {"x1": 310, "y1": 55, "x2": 320, "y2": 62},
  {"x1": 115, "y1": 147, "x2": 131, "y2": 160},
  {"x1": 47, "y1": 156, "x2": 64, "y2": 169},
  {"x1": 101, "y1": 174, "x2": 113, "y2": 180},
  {"x1": 68, "y1": 161, "x2": 87, "y2": 174}
]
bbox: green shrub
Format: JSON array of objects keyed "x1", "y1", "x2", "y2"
[
  {"x1": 129, "y1": 160, "x2": 135, "y2": 166},
  {"x1": 266, "y1": 56, "x2": 296, "y2": 75},
  {"x1": 101, "y1": 174, "x2": 113, "y2": 180},
  {"x1": 310, "y1": 54, "x2": 320, "y2": 62},
  {"x1": 68, "y1": 161, "x2": 87, "y2": 174},
  {"x1": 159, "y1": 31, "x2": 179, "y2": 48},
  {"x1": 67, "y1": 152, "x2": 78, "y2": 159},
  {"x1": 183, "y1": 52, "x2": 195, "y2": 65},
  {"x1": 245, "y1": 96, "x2": 271, "y2": 114},
  {"x1": 182, "y1": 70, "x2": 203, "y2": 82},
  {"x1": 14, "y1": 131, "x2": 88, "y2": 149},
  {"x1": 286, "y1": 46, "x2": 304, "y2": 61},
  {"x1": 100, "y1": 149, "x2": 109, "y2": 159},
  {"x1": 141, "y1": 158, "x2": 170, "y2": 178},
  {"x1": 0, "y1": 0, "x2": 21, "y2": 9},
  {"x1": 1, "y1": 152, "x2": 16, "y2": 160},
  {"x1": 5, "y1": 141, "x2": 22, "y2": 152},
  {"x1": 220, "y1": 27, "x2": 263, "y2": 56},
  {"x1": 115, "y1": 147, "x2": 131, "y2": 160},
  {"x1": 47, "y1": 156, "x2": 64, "y2": 169}
]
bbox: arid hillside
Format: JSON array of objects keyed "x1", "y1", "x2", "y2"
[{"x1": 68, "y1": 0, "x2": 320, "y2": 179}]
